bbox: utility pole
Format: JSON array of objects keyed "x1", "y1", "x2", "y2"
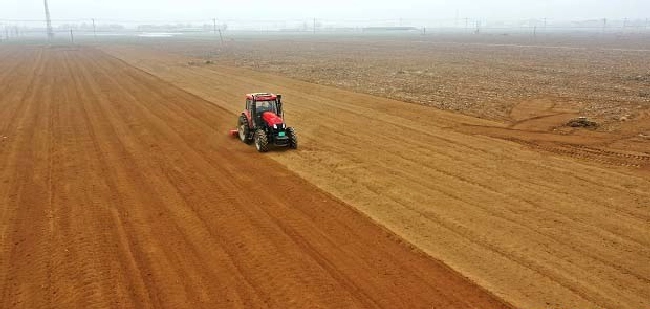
[
  {"x1": 544, "y1": 17, "x2": 547, "y2": 30},
  {"x1": 218, "y1": 29, "x2": 224, "y2": 47},
  {"x1": 70, "y1": 29, "x2": 74, "y2": 44},
  {"x1": 43, "y1": 0, "x2": 54, "y2": 41},
  {"x1": 92, "y1": 18, "x2": 97, "y2": 41},
  {"x1": 213, "y1": 18, "x2": 217, "y2": 34}
]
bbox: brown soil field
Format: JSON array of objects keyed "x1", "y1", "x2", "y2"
[
  {"x1": 0, "y1": 46, "x2": 513, "y2": 309},
  {"x1": 121, "y1": 34, "x2": 650, "y2": 167},
  {"x1": 98, "y1": 40, "x2": 650, "y2": 309}
]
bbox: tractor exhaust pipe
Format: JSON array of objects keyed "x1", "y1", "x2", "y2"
[{"x1": 277, "y1": 94, "x2": 284, "y2": 119}]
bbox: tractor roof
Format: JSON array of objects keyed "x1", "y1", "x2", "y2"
[{"x1": 247, "y1": 93, "x2": 278, "y2": 101}]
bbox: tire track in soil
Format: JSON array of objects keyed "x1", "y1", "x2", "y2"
[
  {"x1": 0, "y1": 46, "x2": 513, "y2": 309},
  {"x1": 0, "y1": 48, "x2": 56, "y2": 309},
  {"x1": 459, "y1": 124, "x2": 650, "y2": 169},
  {"x1": 506, "y1": 139, "x2": 650, "y2": 169}
]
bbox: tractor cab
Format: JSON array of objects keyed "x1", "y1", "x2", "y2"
[
  {"x1": 234, "y1": 93, "x2": 297, "y2": 152},
  {"x1": 247, "y1": 94, "x2": 282, "y2": 127}
]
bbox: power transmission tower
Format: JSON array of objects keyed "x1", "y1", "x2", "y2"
[
  {"x1": 92, "y1": 18, "x2": 97, "y2": 41},
  {"x1": 43, "y1": 0, "x2": 54, "y2": 41}
]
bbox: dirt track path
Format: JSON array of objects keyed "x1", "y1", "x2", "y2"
[
  {"x1": 100, "y1": 45, "x2": 650, "y2": 309},
  {"x1": 0, "y1": 46, "x2": 512, "y2": 308}
]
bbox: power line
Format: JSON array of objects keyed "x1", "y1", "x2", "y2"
[
  {"x1": 2, "y1": 16, "x2": 649, "y2": 34},
  {"x1": 0, "y1": 18, "x2": 89, "y2": 22},
  {"x1": 43, "y1": 0, "x2": 54, "y2": 41}
]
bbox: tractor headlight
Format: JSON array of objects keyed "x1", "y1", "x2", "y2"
[{"x1": 273, "y1": 124, "x2": 277, "y2": 129}]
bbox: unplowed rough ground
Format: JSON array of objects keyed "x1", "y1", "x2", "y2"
[
  {"x1": 101, "y1": 44, "x2": 650, "y2": 309},
  {"x1": 135, "y1": 34, "x2": 650, "y2": 129},
  {"x1": 0, "y1": 46, "x2": 512, "y2": 309}
]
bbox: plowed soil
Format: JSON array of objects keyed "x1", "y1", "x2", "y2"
[
  {"x1": 100, "y1": 44, "x2": 650, "y2": 309},
  {"x1": 0, "y1": 46, "x2": 512, "y2": 309}
]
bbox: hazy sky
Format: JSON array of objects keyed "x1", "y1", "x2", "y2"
[{"x1": 4, "y1": 0, "x2": 650, "y2": 21}]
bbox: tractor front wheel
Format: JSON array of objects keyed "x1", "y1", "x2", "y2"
[
  {"x1": 254, "y1": 129, "x2": 269, "y2": 152},
  {"x1": 287, "y1": 127, "x2": 298, "y2": 149},
  {"x1": 237, "y1": 115, "x2": 251, "y2": 144}
]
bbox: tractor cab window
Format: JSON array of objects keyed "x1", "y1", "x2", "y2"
[{"x1": 256, "y1": 100, "x2": 278, "y2": 115}]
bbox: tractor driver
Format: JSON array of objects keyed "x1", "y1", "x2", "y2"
[{"x1": 257, "y1": 101, "x2": 276, "y2": 115}]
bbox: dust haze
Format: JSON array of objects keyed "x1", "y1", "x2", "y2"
[{"x1": 4, "y1": 0, "x2": 650, "y2": 20}]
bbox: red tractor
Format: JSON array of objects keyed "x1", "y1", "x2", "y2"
[{"x1": 231, "y1": 93, "x2": 297, "y2": 152}]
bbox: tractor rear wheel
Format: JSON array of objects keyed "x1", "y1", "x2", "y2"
[
  {"x1": 254, "y1": 129, "x2": 269, "y2": 152},
  {"x1": 237, "y1": 115, "x2": 251, "y2": 144},
  {"x1": 287, "y1": 127, "x2": 298, "y2": 149}
]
